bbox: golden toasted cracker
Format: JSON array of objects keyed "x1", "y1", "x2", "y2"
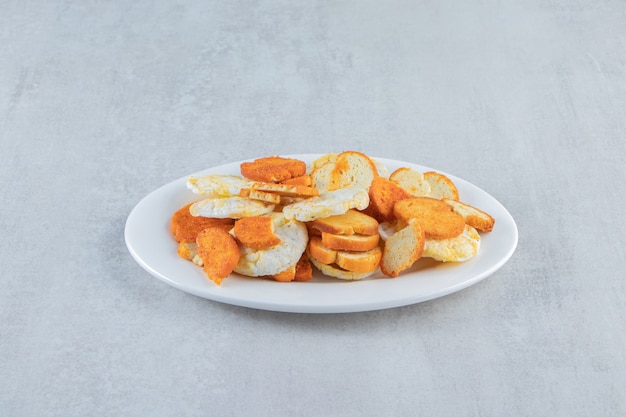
[
  {"x1": 335, "y1": 247, "x2": 381, "y2": 273},
  {"x1": 308, "y1": 256, "x2": 377, "y2": 281},
  {"x1": 380, "y1": 218, "x2": 425, "y2": 277},
  {"x1": 170, "y1": 203, "x2": 234, "y2": 242},
  {"x1": 196, "y1": 227, "x2": 241, "y2": 285},
  {"x1": 311, "y1": 151, "x2": 378, "y2": 192},
  {"x1": 367, "y1": 176, "x2": 412, "y2": 223},
  {"x1": 240, "y1": 156, "x2": 307, "y2": 183},
  {"x1": 393, "y1": 197, "x2": 465, "y2": 239},
  {"x1": 232, "y1": 215, "x2": 282, "y2": 250},
  {"x1": 423, "y1": 171, "x2": 459, "y2": 200},
  {"x1": 443, "y1": 198, "x2": 495, "y2": 232},
  {"x1": 389, "y1": 167, "x2": 431, "y2": 197},
  {"x1": 308, "y1": 236, "x2": 337, "y2": 265},
  {"x1": 321, "y1": 232, "x2": 380, "y2": 252},
  {"x1": 310, "y1": 209, "x2": 379, "y2": 236}
]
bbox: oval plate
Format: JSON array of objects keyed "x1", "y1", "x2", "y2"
[{"x1": 125, "y1": 154, "x2": 518, "y2": 313}]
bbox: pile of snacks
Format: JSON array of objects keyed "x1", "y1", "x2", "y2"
[{"x1": 170, "y1": 151, "x2": 494, "y2": 285}]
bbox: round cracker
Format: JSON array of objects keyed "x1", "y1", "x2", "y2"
[{"x1": 393, "y1": 197, "x2": 465, "y2": 239}]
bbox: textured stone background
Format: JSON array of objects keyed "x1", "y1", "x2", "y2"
[{"x1": 1, "y1": 0, "x2": 625, "y2": 416}]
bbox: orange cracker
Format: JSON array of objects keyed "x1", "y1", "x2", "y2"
[
  {"x1": 443, "y1": 198, "x2": 495, "y2": 232},
  {"x1": 170, "y1": 203, "x2": 234, "y2": 242},
  {"x1": 367, "y1": 176, "x2": 412, "y2": 223},
  {"x1": 393, "y1": 197, "x2": 465, "y2": 239},
  {"x1": 196, "y1": 227, "x2": 241, "y2": 285},
  {"x1": 232, "y1": 215, "x2": 281, "y2": 250},
  {"x1": 240, "y1": 156, "x2": 307, "y2": 183},
  {"x1": 320, "y1": 232, "x2": 380, "y2": 252}
]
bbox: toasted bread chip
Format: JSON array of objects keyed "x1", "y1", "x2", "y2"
[
  {"x1": 196, "y1": 227, "x2": 241, "y2": 285},
  {"x1": 308, "y1": 255, "x2": 378, "y2": 281},
  {"x1": 293, "y1": 253, "x2": 313, "y2": 282},
  {"x1": 423, "y1": 171, "x2": 459, "y2": 200},
  {"x1": 321, "y1": 232, "x2": 380, "y2": 252},
  {"x1": 389, "y1": 167, "x2": 431, "y2": 197},
  {"x1": 381, "y1": 218, "x2": 425, "y2": 278},
  {"x1": 308, "y1": 236, "x2": 338, "y2": 265},
  {"x1": 311, "y1": 153, "x2": 338, "y2": 171},
  {"x1": 393, "y1": 197, "x2": 465, "y2": 239},
  {"x1": 335, "y1": 247, "x2": 382, "y2": 273},
  {"x1": 367, "y1": 176, "x2": 412, "y2": 222},
  {"x1": 240, "y1": 156, "x2": 307, "y2": 183},
  {"x1": 377, "y1": 220, "x2": 404, "y2": 242},
  {"x1": 251, "y1": 182, "x2": 318, "y2": 198},
  {"x1": 310, "y1": 209, "x2": 379, "y2": 236},
  {"x1": 232, "y1": 215, "x2": 282, "y2": 250},
  {"x1": 170, "y1": 203, "x2": 234, "y2": 242},
  {"x1": 443, "y1": 198, "x2": 495, "y2": 232},
  {"x1": 311, "y1": 151, "x2": 378, "y2": 192}
]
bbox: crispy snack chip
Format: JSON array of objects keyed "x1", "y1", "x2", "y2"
[
  {"x1": 196, "y1": 227, "x2": 241, "y2": 285},
  {"x1": 320, "y1": 232, "x2": 380, "y2": 252},
  {"x1": 393, "y1": 197, "x2": 465, "y2": 239},
  {"x1": 367, "y1": 176, "x2": 412, "y2": 223},
  {"x1": 443, "y1": 198, "x2": 495, "y2": 232},
  {"x1": 311, "y1": 151, "x2": 378, "y2": 192},
  {"x1": 381, "y1": 218, "x2": 425, "y2": 277},
  {"x1": 389, "y1": 167, "x2": 431, "y2": 197},
  {"x1": 170, "y1": 203, "x2": 234, "y2": 242},
  {"x1": 240, "y1": 156, "x2": 307, "y2": 183},
  {"x1": 423, "y1": 171, "x2": 459, "y2": 200},
  {"x1": 310, "y1": 209, "x2": 379, "y2": 236},
  {"x1": 232, "y1": 215, "x2": 281, "y2": 250}
]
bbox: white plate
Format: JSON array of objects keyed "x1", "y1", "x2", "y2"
[{"x1": 125, "y1": 154, "x2": 518, "y2": 313}]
